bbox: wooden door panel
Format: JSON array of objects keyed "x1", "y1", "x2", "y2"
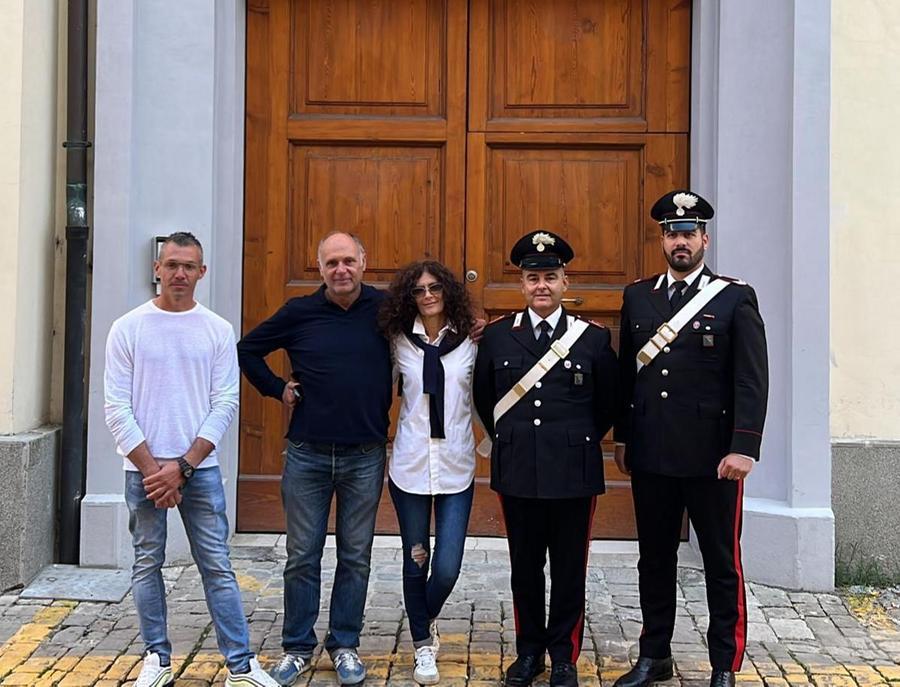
[
  {"x1": 469, "y1": 0, "x2": 690, "y2": 133},
  {"x1": 292, "y1": 0, "x2": 446, "y2": 116},
  {"x1": 465, "y1": 133, "x2": 687, "y2": 538},
  {"x1": 240, "y1": 0, "x2": 467, "y2": 533},
  {"x1": 288, "y1": 144, "x2": 445, "y2": 287},
  {"x1": 241, "y1": 0, "x2": 691, "y2": 539}
]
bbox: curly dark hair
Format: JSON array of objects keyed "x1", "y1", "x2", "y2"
[{"x1": 378, "y1": 260, "x2": 473, "y2": 339}]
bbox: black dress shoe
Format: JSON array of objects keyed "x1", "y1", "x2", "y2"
[
  {"x1": 612, "y1": 656, "x2": 674, "y2": 687},
  {"x1": 549, "y1": 661, "x2": 578, "y2": 687},
  {"x1": 709, "y1": 670, "x2": 735, "y2": 687},
  {"x1": 504, "y1": 654, "x2": 546, "y2": 687}
]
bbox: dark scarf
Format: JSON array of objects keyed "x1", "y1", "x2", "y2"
[{"x1": 402, "y1": 326, "x2": 467, "y2": 439}]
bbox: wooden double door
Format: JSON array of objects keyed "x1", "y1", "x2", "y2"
[{"x1": 239, "y1": 0, "x2": 691, "y2": 537}]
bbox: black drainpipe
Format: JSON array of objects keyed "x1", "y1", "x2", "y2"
[{"x1": 59, "y1": 0, "x2": 91, "y2": 565}]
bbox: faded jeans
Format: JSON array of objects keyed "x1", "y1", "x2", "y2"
[
  {"x1": 281, "y1": 441, "x2": 386, "y2": 656},
  {"x1": 125, "y1": 466, "x2": 252, "y2": 672}
]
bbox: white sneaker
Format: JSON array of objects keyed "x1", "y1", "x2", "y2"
[
  {"x1": 413, "y1": 645, "x2": 440, "y2": 685},
  {"x1": 429, "y1": 618, "x2": 441, "y2": 652},
  {"x1": 226, "y1": 657, "x2": 281, "y2": 686},
  {"x1": 136, "y1": 652, "x2": 174, "y2": 687}
]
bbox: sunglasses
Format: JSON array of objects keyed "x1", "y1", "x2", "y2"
[{"x1": 411, "y1": 283, "x2": 444, "y2": 298}]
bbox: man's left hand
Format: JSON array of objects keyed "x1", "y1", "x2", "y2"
[
  {"x1": 470, "y1": 318, "x2": 487, "y2": 343},
  {"x1": 143, "y1": 461, "x2": 185, "y2": 506},
  {"x1": 717, "y1": 453, "x2": 754, "y2": 480}
]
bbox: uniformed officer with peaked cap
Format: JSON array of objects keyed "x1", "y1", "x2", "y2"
[
  {"x1": 473, "y1": 230, "x2": 618, "y2": 687},
  {"x1": 613, "y1": 191, "x2": 768, "y2": 687}
]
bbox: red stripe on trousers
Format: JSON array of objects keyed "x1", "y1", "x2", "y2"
[
  {"x1": 731, "y1": 480, "x2": 747, "y2": 672},
  {"x1": 569, "y1": 495, "x2": 597, "y2": 663},
  {"x1": 497, "y1": 493, "x2": 520, "y2": 634}
]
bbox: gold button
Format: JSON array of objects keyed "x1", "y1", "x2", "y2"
[{"x1": 661, "y1": 391, "x2": 669, "y2": 399}]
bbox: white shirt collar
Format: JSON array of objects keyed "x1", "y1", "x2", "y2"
[
  {"x1": 412, "y1": 316, "x2": 456, "y2": 344},
  {"x1": 666, "y1": 263, "x2": 706, "y2": 289},
  {"x1": 527, "y1": 306, "x2": 563, "y2": 333}
]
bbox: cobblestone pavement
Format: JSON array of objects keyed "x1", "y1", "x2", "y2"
[{"x1": 1, "y1": 535, "x2": 899, "y2": 686}]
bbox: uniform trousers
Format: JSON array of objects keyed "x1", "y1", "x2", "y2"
[
  {"x1": 500, "y1": 494, "x2": 596, "y2": 664},
  {"x1": 631, "y1": 470, "x2": 747, "y2": 672}
]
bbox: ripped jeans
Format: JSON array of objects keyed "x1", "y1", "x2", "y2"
[{"x1": 388, "y1": 479, "x2": 474, "y2": 645}]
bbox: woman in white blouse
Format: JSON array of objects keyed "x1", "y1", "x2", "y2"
[{"x1": 378, "y1": 261, "x2": 477, "y2": 685}]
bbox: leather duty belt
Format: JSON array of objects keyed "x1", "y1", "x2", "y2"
[{"x1": 636, "y1": 278, "x2": 730, "y2": 371}]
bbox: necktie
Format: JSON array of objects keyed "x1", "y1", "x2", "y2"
[
  {"x1": 537, "y1": 320, "x2": 552, "y2": 352},
  {"x1": 669, "y1": 280, "x2": 687, "y2": 311}
]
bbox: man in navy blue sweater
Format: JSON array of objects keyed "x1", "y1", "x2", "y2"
[{"x1": 238, "y1": 232, "x2": 392, "y2": 686}]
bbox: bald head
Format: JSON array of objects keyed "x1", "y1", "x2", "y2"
[{"x1": 317, "y1": 231, "x2": 367, "y2": 305}]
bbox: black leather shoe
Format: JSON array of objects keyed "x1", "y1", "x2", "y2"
[
  {"x1": 549, "y1": 661, "x2": 578, "y2": 687},
  {"x1": 709, "y1": 670, "x2": 735, "y2": 687},
  {"x1": 504, "y1": 654, "x2": 546, "y2": 687},
  {"x1": 612, "y1": 656, "x2": 674, "y2": 687}
]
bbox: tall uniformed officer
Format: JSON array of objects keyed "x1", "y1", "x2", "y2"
[
  {"x1": 612, "y1": 191, "x2": 768, "y2": 687},
  {"x1": 473, "y1": 231, "x2": 618, "y2": 687}
]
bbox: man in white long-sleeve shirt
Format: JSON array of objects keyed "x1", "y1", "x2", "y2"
[{"x1": 104, "y1": 232, "x2": 277, "y2": 687}]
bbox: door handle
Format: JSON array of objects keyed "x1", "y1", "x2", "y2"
[
  {"x1": 561, "y1": 297, "x2": 584, "y2": 306},
  {"x1": 465, "y1": 270, "x2": 479, "y2": 283}
]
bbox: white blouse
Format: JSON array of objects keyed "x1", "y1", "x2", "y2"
[{"x1": 389, "y1": 318, "x2": 477, "y2": 495}]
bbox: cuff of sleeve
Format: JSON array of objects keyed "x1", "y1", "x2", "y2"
[
  {"x1": 266, "y1": 379, "x2": 287, "y2": 400},
  {"x1": 120, "y1": 430, "x2": 147, "y2": 458},
  {"x1": 730, "y1": 430, "x2": 762, "y2": 459},
  {"x1": 197, "y1": 429, "x2": 221, "y2": 449}
]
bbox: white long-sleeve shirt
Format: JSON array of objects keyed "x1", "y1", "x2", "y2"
[
  {"x1": 104, "y1": 300, "x2": 240, "y2": 471},
  {"x1": 389, "y1": 318, "x2": 477, "y2": 495}
]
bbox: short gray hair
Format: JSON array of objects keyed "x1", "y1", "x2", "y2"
[
  {"x1": 316, "y1": 231, "x2": 366, "y2": 264},
  {"x1": 160, "y1": 231, "x2": 204, "y2": 262}
]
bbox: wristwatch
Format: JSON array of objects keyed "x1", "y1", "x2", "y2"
[{"x1": 177, "y1": 457, "x2": 195, "y2": 481}]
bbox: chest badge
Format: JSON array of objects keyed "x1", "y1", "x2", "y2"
[
  {"x1": 703, "y1": 334, "x2": 715, "y2": 348},
  {"x1": 574, "y1": 372, "x2": 584, "y2": 386}
]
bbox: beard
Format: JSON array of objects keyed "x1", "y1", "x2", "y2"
[{"x1": 666, "y1": 245, "x2": 705, "y2": 273}]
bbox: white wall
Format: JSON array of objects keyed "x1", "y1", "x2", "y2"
[
  {"x1": 81, "y1": 0, "x2": 245, "y2": 566},
  {"x1": 831, "y1": 0, "x2": 900, "y2": 441},
  {"x1": 693, "y1": 0, "x2": 833, "y2": 590},
  {"x1": 0, "y1": 0, "x2": 59, "y2": 435}
]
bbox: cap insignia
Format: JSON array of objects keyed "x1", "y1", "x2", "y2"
[
  {"x1": 532, "y1": 232, "x2": 556, "y2": 253},
  {"x1": 673, "y1": 192, "x2": 698, "y2": 217}
]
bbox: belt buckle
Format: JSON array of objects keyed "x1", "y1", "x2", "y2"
[
  {"x1": 637, "y1": 349, "x2": 654, "y2": 365},
  {"x1": 550, "y1": 341, "x2": 569, "y2": 358},
  {"x1": 656, "y1": 322, "x2": 677, "y2": 343}
]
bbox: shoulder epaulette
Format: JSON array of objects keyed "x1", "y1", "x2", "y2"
[
  {"x1": 632, "y1": 273, "x2": 661, "y2": 285},
  {"x1": 718, "y1": 275, "x2": 748, "y2": 286},
  {"x1": 575, "y1": 314, "x2": 606, "y2": 328},
  {"x1": 486, "y1": 311, "x2": 517, "y2": 327}
]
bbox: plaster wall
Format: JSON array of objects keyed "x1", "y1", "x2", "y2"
[
  {"x1": 0, "y1": 0, "x2": 60, "y2": 435},
  {"x1": 82, "y1": 0, "x2": 245, "y2": 566},
  {"x1": 830, "y1": 0, "x2": 900, "y2": 441}
]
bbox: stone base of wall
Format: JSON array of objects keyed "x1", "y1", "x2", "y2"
[
  {"x1": 0, "y1": 426, "x2": 60, "y2": 591},
  {"x1": 833, "y1": 441, "x2": 900, "y2": 577}
]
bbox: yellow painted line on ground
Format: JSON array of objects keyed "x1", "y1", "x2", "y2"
[{"x1": 0, "y1": 602, "x2": 76, "y2": 680}]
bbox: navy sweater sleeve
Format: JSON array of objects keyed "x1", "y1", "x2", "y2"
[{"x1": 237, "y1": 299, "x2": 299, "y2": 400}]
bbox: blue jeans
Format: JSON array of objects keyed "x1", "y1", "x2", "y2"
[
  {"x1": 388, "y1": 479, "x2": 474, "y2": 645},
  {"x1": 125, "y1": 467, "x2": 252, "y2": 672},
  {"x1": 281, "y1": 441, "x2": 386, "y2": 656}
]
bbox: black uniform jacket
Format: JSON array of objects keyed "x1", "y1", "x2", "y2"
[
  {"x1": 614, "y1": 266, "x2": 769, "y2": 477},
  {"x1": 473, "y1": 308, "x2": 618, "y2": 499}
]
